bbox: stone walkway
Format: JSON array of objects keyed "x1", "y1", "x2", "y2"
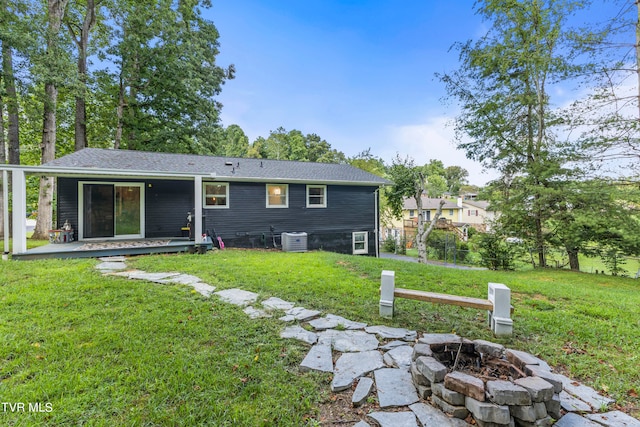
[{"x1": 95, "y1": 257, "x2": 640, "y2": 427}]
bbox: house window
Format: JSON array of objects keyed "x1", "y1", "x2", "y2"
[
  {"x1": 204, "y1": 182, "x2": 229, "y2": 208},
  {"x1": 266, "y1": 184, "x2": 288, "y2": 208},
  {"x1": 409, "y1": 210, "x2": 415, "y2": 218},
  {"x1": 449, "y1": 209, "x2": 454, "y2": 216},
  {"x1": 306, "y1": 185, "x2": 327, "y2": 208},
  {"x1": 352, "y1": 231, "x2": 368, "y2": 255}
]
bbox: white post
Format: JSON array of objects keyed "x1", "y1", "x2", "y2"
[
  {"x1": 488, "y1": 282, "x2": 513, "y2": 336},
  {"x1": 11, "y1": 169, "x2": 27, "y2": 255},
  {"x1": 193, "y1": 175, "x2": 203, "y2": 244},
  {"x1": 2, "y1": 170, "x2": 9, "y2": 259},
  {"x1": 380, "y1": 270, "x2": 395, "y2": 318}
]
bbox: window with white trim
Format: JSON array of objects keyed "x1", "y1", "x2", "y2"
[
  {"x1": 204, "y1": 182, "x2": 229, "y2": 208},
  {"x1": 306, "y1": 185, "x2": 327, "y2": 208},
  {"x1": 352, "y1": 231, "x2": 369, "y2": 255},
  {"x1": 266, "y1": 184, "x2": 288, "y2": 208}
]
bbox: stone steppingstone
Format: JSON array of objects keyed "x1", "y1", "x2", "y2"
[
  {"x1": 374, "y1": 368, "x2": 419, "y2": 408},
  {"x1": 352, "y1": 377, "x2": 374, "y2": 407},
  {"x1": 524, "y1": 365, "x2": 563, "y2": 393},
  {"x1": 465, "y1": 396, "x2": 511, "y2": 425},
  {"x1": 190, "y1": 282, "x2": 216, "y2": 297},
  {"x1": 554, "y1": 412, "x2": 603, "y2": 427},
  {"x1": 300, "y1": 344, "x2": 333, "y2": 373},
  {"x1": 120, "y1": 271, "x2": 181, "y2": 281},
  {"x1": 331, "y1": 351, "x2": 384, "y2": 392},
  {"x1": 367, "y1": 411, "x2": 418, "y2": 427},
  {"x1": 96, "y1": 261, "x2": 127, "y2": 271},
  {"x1": 431, "y1": 394, "x2": 469, "y2": 419},
  {"x1": 445, "y1": 370, "x2": 486, "y2": 402},
  {"x1": 365, "y1": 325, "x2": 417, "y2": 341},
  {"x1": 284, "y1": 306, "x2": 321, "y2": 322},
  {"x1": 559, "y1": 374, "x2": 615, "y2": 409},
  {"x1": 214, "y1": 288, "x2": 259, "y2": 307},
  {"x1": 353, "y1": 421, "x2": 371, "y2": 427},
  {"x1": 514, "y1": 376, "x2": 554, "y2": 403},
  {"x1": 383, "y1": 345, "x2": 413, "y2": 370},
  {"x1": 157, "y1": 273, "x2": 203, "y2": 285},
  {"x1": 261, "y1": 297, "x2": 295, "y2": 311},
  {"x1": 559, "y1": 390, "x2": 592, "y2": 412},
  {"x1": 486, "y1": 380, "x2": 532, "y2": 406},
  {"x1": 506, "y1": 349, "x2": 551, "y2": 372},
  {"x1": 380, "y1": 340, "x2": 408, "y2": 351},
  {"x1": 98, "y1": 256, "x2": 127, "y2": 262},
  {"x1": 317, "y1": 330, "x2": 379, "y2": 352},
  {"x1": 414, "y1": 356, "x2": 447, "y2": 383},
  {"x1": 243, "y1": 306, "x2": 271, "y2": 319},
  {"x1": 474, "y1": 339, "x2": 505, "y2": 358},
  {"x1": 409, "y1": 402, "x2": 470, "y2": 427},
  {"x1": 309, "y1": 314, "x2": 367, "y2": 331},
  {"x1": 280, "y1": 325, "x2": 317, "y2": 345},
  {"x1": 412, "y1": 343, "x2": 433, "y2": 360},
  {"x1": 433, "y1": 381, "x2": 466, "y2": 406},
  {"x1": 586, "y1": 410, "x2": 640, "y2": 427}
]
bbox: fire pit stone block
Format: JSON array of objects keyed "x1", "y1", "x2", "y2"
[
  {"x1": 514, "y1": 376, "x2": 555, "y2": 403},
  {"x1": 524, "y1": 365, "x2": 563, "y2": 394},
  {"x1": 465, "y1": 396, "x2": 511, "y2": 424},
  {"x1": 433, "y1": 381, "x2": 466, "y2": 406},
  {"x1": 431, "y1": 394, "x2": 469, "y2": 419},
  {"x1": 486, "y1": 380, "x2": 532, "y2": 406},
  {"x1": 474, "y1": 339, "x2": 505, "y2": 358},
  {"x1": 412, "y1": 343, "x2": 433, "y2": 360},
  {"x1": 415, "y1": 356, "x2": 447, "y2": 383},
  {"x1": 445, "y1": 370, "x2": 486, "y2": 402}
]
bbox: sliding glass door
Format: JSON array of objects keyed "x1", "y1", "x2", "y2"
[{"x1": 80, "y1": 182, "x2": 144, "y2": 239}]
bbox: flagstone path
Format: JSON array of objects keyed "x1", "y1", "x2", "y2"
[{"x1": 95, "y1": 257, "x2": 640, "y2": 427}]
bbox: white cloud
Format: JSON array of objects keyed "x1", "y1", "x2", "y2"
[{"x1": 380, "y1": 115, "x2": 498, "y2": 186}]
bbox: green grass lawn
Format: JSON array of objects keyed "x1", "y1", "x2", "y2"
[{"x1": 1, "y1": 249, "x2": 638, "y2": 425}]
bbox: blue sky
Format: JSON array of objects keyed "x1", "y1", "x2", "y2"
[{"x1": 204, "y1": 1, "x2": 619, "y2": 185}]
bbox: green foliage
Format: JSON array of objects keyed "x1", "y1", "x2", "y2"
[
  {"x1": 245, "y1": 127, "x2": 346, "y2": 163},
  {"x1": 477, "y1": 232, "x2": 523, "y2": 270}
]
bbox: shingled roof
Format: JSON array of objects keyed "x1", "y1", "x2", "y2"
[{"x1": 43, "y1": 148, "x2": 390, "y2": 186}]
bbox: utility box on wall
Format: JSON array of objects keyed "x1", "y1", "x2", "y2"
[{"x1": 281, "y1": 232, "x2": 308, "y2": 252}]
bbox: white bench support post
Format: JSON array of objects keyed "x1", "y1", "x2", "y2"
[
  {"x1": 379, "y1": 270, "x2": 395, "y2": 318},
  {"x1": 488, "y1": 283, "x2": 513, "y2": 336}
]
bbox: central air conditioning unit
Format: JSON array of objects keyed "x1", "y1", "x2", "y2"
[{"x1": 281, "y1": 232, "x2": 308, "y2": 252}]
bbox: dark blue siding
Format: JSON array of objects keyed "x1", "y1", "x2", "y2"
[{"x1": 56, "y1": 178, "x2": 379, "y2": 255}]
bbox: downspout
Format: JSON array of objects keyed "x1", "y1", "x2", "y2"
[
  {"x1": 3, "y1": 170, "x2": 9, "y2": 260},
  {"x1": 194, "y1": 175, "x2": 203, "y2": 244},
  {"x1": 375, "y1": 188, "x2": 379, "y2": 258}
]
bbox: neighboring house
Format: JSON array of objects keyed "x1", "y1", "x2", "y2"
[
  {"x1": 384, "y1": 197, "x2": 465, "y2": 244},
  {"x1": 461, "y1": 199, "x2": 495, "y2": 232},
  {"x1": 2, "y1": 148, "x2": 389, "y2": 258}
]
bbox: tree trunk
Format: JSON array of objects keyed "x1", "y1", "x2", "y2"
[
  {"x1": 417, "y1": 199, "x2": 446, "y2": 263},
  {"x1": 2, "y1": 38, "x2": 20, "y2": 165},
  {"x1": 636, "y1": 0, "x2": 640, "y2": 121},
  {"x1": 32, "y1": 0, "x2": 69, "y2": 239},
  {"x1": 567, "y1": 247, "x2": 580, "y2": 271},
  {"x1": 69, "y1": 0, "x2": 96, "y2": 151},
  {"x1": 114, "y1": 75, "x2": 124, "y2": 149}
]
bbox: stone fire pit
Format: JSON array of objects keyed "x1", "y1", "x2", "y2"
[{"x1": 411, "y1": 334, "x2": 563, "y2": 427}]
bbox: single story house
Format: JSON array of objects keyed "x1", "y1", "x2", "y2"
[{"x1": 2, "y1": 148, "x2": 390, "y2": 258}]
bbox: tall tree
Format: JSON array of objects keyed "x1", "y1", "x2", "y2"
[
  {"x1": 65, "y1": 0, "x2": 99, "y2": 151},
  {"x1": 568, "y1": 1, "x2": 640, "y2": 177},
  {"x1": 107, "y1": 0, "x2": 233, "y2": 153},
  {"x1": 32, "y1": 0, "x2": 71, "y2": 239},
  {"x1": 439, "y1": 0, "x2": 583, "y2": 267},
  {"x1": 386, "y1": 155, "x2": 445, "y2": 263},
  {"x1": 444, "y1": 165, "x2": 469, "y2": 195}
]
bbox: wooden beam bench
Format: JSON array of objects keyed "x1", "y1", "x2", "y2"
[{"x1": 379, "y1": 270, "x2": 513, "y2": 336}]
